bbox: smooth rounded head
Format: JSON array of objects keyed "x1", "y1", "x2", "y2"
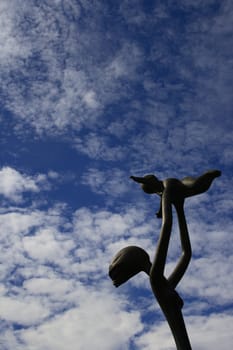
[
  {"x1": 109, "y1": 246, "x2": 151, "y2": 287},
  {"x1": 141, "y1": 175, "x2": 163, "y2": 194},
  {"x1": 130, "y1": 174, "x2": 163, "y2": 194},
  {"x1": 141, "y1": 175, "x2": 160, "y2": 194}
]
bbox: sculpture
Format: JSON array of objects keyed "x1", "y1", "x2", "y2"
[{"x1": 109, "y1": 169, "x2": 221, "y2": 349}]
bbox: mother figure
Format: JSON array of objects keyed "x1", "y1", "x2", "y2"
[{"x1": 109, "y1": 170, "x2": 221, "y2": 350}]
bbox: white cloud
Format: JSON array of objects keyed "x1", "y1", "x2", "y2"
[
  {"x1": 81, "y1": 168, "x2": 130, "y2": 197},
  {"x1": 74, "y1": 133, "x2": 125, "y2": 161},
  {"x1": 187, "y1": 314, "x2": 233, "y2": 350},
  {"x1": 0, "y1": 1, "x2": 144, "y2": 140},
  {"x1": 82, "y1": 90, "x2": 99, "y2": 109},
  {"x1": 0, "y1": 0, "x2": 231, "y2": 175},
  {"x1": 135, "y1": 320, "x2": 176, "y2": 349},
  {"x1": 0, "y1": 191, "x2": 232, "y2": 349},
  {"x1": 135, "y1": 313, "x2": 233, "y2": 350},
  {"x1": 0, "y1": 167, "x2": 54, "y2": 203},
  {"x1": 0, "y1": 1, "x2": 233, "y2": 348},
  {"x1": 0, "y1": 167, "x2": 39, "y2": 202},
  {"x1": 1, "y1": 204, "x2": 149, "y2": 349},
  {"x1": 0, "y1": 210, "x2": 41, "y2": 236},
  {"x1": 19, "y1": 290, "x2": 143, "y2": 350},
  {"x1": 23, "y1": 228, "x2": 74, "y2": 264},
  {"x1": 0, "y1": 296, "x2": 49, "y2": 326},
  {"x1": 180, "y1": 254, "x2": 233, "y2": 305},
  {"x1": 0, "y1": 1, "x2": 32, "y2": 66},
  {"x1": 72, "y1": 206, "x2": 154, "y2": 247},
  {"x1": 23, "y1": 277, "x2": 74, "y2": 297}
]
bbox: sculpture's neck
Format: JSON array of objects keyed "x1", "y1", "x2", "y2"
[{"x1": 143, "y1": 261, "x2": 152, "y2": 275}]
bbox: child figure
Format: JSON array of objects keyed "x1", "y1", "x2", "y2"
[{"x1": 130, "y1": 169, "x2": 221, "y2": 217}]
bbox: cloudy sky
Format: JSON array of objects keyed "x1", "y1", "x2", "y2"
[{"x1": 0, "y1": 0, "x2": 232, "y2": 349}]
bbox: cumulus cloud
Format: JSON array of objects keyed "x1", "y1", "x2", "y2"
[
  {"x1": 135, "y1": 313, "x2": 233, "y2": 350},
  {"x1": 0, "y1": 167, "x2": 59, "y2": 203},
  {"x1": 19, "y1": 292, "x2": 143, "y2": 350},
  {"x1": 0, "y1": 167, "x2": 41, "y2": 202},
  {"x1": 0, "y1": 183, "x2": 232, "y2": 349},
  {"x1": 0, "y1": 200, "x2": 155, "y2": 349},
  {"x1": 23, "y1": 277, "x2": 74, "y2": 297},
  {"x1": 0, "y1": 1, "x2": 233, "y2": 349},
  {"x1": 0, "y1": 296, "x2": 49, "y2": 326}
]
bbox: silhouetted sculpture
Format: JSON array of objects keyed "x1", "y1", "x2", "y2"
[
  {"x1": 130, "y1": 169, "x2": 221, "y2": 218},
  {"x1": 109, "y1": 169, "x2": 221, "y2": 350},
  {"x1": 109, "y1": 246, "x2": 151, "y2": 287}
]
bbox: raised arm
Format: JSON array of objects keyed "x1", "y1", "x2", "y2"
[
  {"x1": 168, "y1": 200, "x2": 192, "y2": 289},
  {"x1": 181, "y1": 169, "x2": 221, "y2": 197}
]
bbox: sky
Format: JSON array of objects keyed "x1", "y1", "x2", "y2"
[{"x1": 0, "y1": 0, "x2": 232, "y2": 349}]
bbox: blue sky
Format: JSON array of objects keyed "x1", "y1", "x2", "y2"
[{"x1": 0, "y1": 0, "x2": 232, "y2": 349}]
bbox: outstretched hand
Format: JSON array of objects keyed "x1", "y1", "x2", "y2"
[{"x1": 130, "y1": 175, "x2": 141, "y2": 182}]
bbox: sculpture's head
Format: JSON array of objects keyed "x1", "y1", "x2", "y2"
[
  {"x1": 130, "y1": 174, "x2": 163, "y2": 195},
  {"x1": 109, "y1": 246, "x2": 151, "y2": 287}
]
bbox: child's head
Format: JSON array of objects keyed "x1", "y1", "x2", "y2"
[
  {"x1": 109, "y1": 246, "x2": 151, "y2": 287},
  {"x1": 130, "y1": 174, "x2": 163, "y2": 195}
]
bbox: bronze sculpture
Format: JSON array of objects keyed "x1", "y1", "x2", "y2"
[{"x1": 109, "y1": 169, "x2": 221, "y2": 349}]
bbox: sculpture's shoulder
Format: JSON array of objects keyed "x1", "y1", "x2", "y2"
[
  {"x1": 162, "y1": 178, "x2": 186, "y2": 200},
  {"x1": 163, "y1": 178, "x2": 183, "y2": 188}
]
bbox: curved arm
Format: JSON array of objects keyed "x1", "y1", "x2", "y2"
[
  {"x1": 168, "y1": 201, "x2": 192, "y2": 289},
  {"x1": 182, "y1": 169, "x2": 221, "y2": 197}
]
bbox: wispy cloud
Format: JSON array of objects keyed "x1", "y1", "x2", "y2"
[
  {"x1": 135, "y1": 313, "x2": 233, "y2": 350},
  {"x1": 0, "y1": 185, "x2": 153, "y2": 348},
  {"x1": 0, "y1": 167, "x2": 48, "y2": 202},
  {"x1": 0, "y1": 165, "x2": 232, "y2": 348},
  {"x1": 0, "y1": 1, "x2": 232, "y2": 348},
  {"x1": 81, "y1": 168, "x2": 130, "y2": 196},
  {"x1": 1, "y1": 0, "x2": 232, "y2": 175}
]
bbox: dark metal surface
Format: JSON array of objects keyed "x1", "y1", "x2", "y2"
[{"x1": 109, "y1": 170, "x2": 221, "y2": 349}]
